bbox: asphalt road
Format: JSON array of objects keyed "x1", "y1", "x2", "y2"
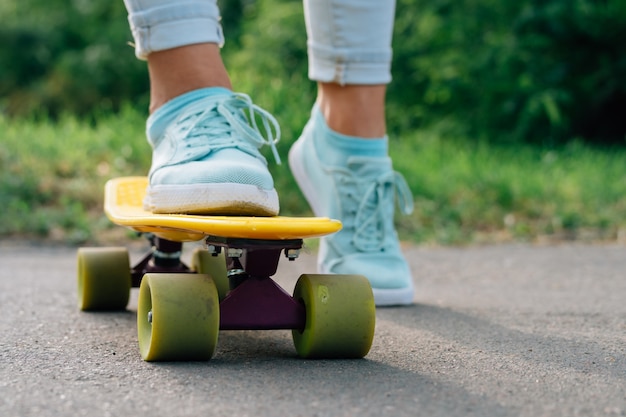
[{"x1": 1, "y1": 241, "x2": 625, "y2": 417}]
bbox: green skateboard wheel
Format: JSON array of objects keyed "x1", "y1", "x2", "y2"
[
  {"x1": 292, "y1": 274, "x2": 376, "y2": 359},
  {"x1": 77, "y1": 247, "x2": 131, "y2": 311},
  {"x1": 137, "y1": 273, "x2": 220, "y2": 361},
  {"x1": 191, "y1": 248, "x2": 229, "y2": 300}
]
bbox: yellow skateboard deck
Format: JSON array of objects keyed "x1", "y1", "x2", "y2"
[{"x1": 105, "y1": 177, "x2": 342, "y2": 242}]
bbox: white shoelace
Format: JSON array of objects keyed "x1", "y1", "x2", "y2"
[
  {"x1": 342, "y1": 169, "x2": 414, "y2": 252},
  {"x1": 176, "y1": 92, "x2": 282, "y2": 164}
]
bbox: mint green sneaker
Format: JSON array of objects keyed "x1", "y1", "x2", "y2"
[
  {"x1": 288, "y1": 106, "x2": 415, "y2": 306},
  {"x1": 144, "y1": 88, "x2": 281, "y2": 215}
]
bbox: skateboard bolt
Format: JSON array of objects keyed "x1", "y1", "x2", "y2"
[
  {"x1": 285, "y1": 249, "x2": 300, "y2": 261},
  {"x1": 207, "y1": 245, "x2": 221, "y2": 256},
  {"x1": 227, "y1": 248, "x2": 244, "y2": 258},
  {"x1": 227, "y1": 268, "x2": 246, "y2": 278},
  {"x1": 147, "y1": 310, "x2": 153, "y2": 324}
]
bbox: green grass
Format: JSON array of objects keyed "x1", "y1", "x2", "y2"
[
  {"x1": 2, "y1": 108, "x2": 626, "y2": 245},
  {"x1": 391, "y1": 134, "x2": 626, "y2": 244},
  {"x1": 0, "y1": 108, "x2": 150, "y2": 243}
]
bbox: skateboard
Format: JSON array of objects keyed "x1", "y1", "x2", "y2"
[{"x1": 77, "y1": 177, "x2": 376, "y2": 361}]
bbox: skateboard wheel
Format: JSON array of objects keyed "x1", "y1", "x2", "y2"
[
  {"x1": 191, "y1": 248, "x2": 229, "y2": 300},
  {"x1": 77, "y1": 247, "x2": 131, "y2": 311},
  {"x1": 292, "y1": 274, "x2": 376, "y2": 359},
  {"x1": 137, "y1": 273, "x2": 219, "y2": 361}
]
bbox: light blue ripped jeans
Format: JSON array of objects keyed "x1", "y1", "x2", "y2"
[{"x1": 122, "y1": 0, "x2": 396, "y2": 85}]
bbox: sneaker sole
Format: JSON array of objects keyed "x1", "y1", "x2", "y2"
[
  {"x1": 144, "y1": 183, "x2": 279, "y2": 216},
  {"x1": 372, "y1": 286, "x2": 415, "y2": 307},
  {"x1": 318, "y1": 261, "x2": 414, "y2": 307}
]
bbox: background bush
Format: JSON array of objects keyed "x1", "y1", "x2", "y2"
[
  {"x1": 0, "y1": 0, "x2": 149, "y2": 115},
  {"x1": 1, "y1": 0, "x2": 625, "y2": 145},
  {"x1": 389, "y1": 0, "x2": 626, "y2": 145}
]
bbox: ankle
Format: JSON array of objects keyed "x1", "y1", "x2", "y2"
[
  {"x1": 147, "y1": 43, "x2": 232, "y2": 113},
  {"x1": 317, "y1": 83, "x2": 387, "y2": 138},
  {"x1": 307, "y1": 106, "x2": 387, "y2": 167}
]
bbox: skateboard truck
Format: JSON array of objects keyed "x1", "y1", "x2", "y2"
[
  {"x1": 129, "y1": 235, "x2": 191, "y2": 287},
  {"x1": 128, "y1": 233, "x2": 306, "y2": 331},
  {"x1": 208, "y1": 236, "x2": 306, "y2": 331}
]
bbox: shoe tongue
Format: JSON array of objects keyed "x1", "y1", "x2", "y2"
[
  {"x1": 147, "y1": 88, "x2": 235, "y2": 144},
  {"x1": 346, "y1": 156, "x2": 393, "y2": 177}
]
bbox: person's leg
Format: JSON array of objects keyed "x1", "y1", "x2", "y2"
[
  {"x1": 317, "y1": 83, "x2": 387, "y2": 138},
  {"x1": 147, "y1": 43, "x2": 231, "y2": 113},
  {"x1": 304, "y1": 0, "x2": 394, "y2": 136},
  {"x1": 290, "y1": 0, "x2": 415, "y2": 306},
  {"x1": 123, "y1": 0, "x2": 280, "y2": 215}
]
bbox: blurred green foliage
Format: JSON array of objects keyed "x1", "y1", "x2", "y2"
[
  {"x1": 390, "y1": 0, "x2": 626, "y2": 145},
  {"x1": 0, "y1": 0, "x2": 149, "y2": 115},
  {"x1": 1, "y1": 0, "x2": 625, "y2": 145}
]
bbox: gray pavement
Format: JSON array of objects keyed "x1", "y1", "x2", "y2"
[{"x1": 0, "y1": 241, "x2": 625, "y2": 417}]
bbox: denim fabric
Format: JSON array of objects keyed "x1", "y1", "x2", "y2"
[
  {"x1": 303, "y1": 0, "x2": 396, "y2": 85},
  {"x1": 123, "y1": 0, "x2": 223, "y2": 59},
  {"x1": 123, "y1": 0, "x2": 395, "y2": 84}
]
